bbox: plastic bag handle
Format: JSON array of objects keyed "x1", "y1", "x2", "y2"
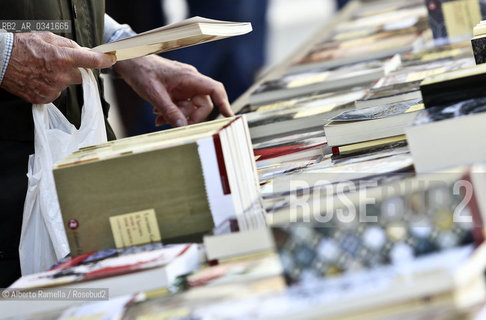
[{"x1": 76, "y1": 68, "x2": 108, "y2": 143}]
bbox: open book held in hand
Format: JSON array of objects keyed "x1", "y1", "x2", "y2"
[{"x1": 93, "y1": 17, "x2": 252, "y2": 60}]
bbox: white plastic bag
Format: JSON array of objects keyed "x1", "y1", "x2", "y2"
[{"x1": 19, "y1": 68, "x2": 108, "y2": 275}]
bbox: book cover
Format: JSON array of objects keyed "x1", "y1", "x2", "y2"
[
  {"x1": 413, "y1": 96, "x2": 486, "y2": 125},
  {"x1": 295, "y1": 32, "x2": 420, "y2": 69},
  {"x1": 406, "y1": 97, "x2": 486, "y2": 172},
  {"x1": 2, "y1": 243, "x2": 200, "y2": 318},
  {"x1": 260, "y1": 152, "x2": 415, "y2": 203},
  {"x1": 420, "y1": 63, "x2": 486, "y2": 107},
  {"x1": 471, "y1": 35, "x2": 486, "y2": 64},
  {"x1": 426, "y1": 0, "x2": 486, "y2": 45},
  {"x1": 402, "y1": 41, "x2": 473, "y2": 66},
  {"x1": 10, "y1": 244, "x2": 196, "y2": 290},
  {"x1": 331, "y1": 98, "x2": 423, "y2": 122},
  {"x1": 271, "y1": 168, "x2": 483, "y2": 285},
  {"x1": 363, "y1": 80, "x2": 422, "y2": 99},
  {"x1": 376, "y1": 56, "x2": 475, "y2": 88},
  {"x1": 249, "y1": 58, "x2": 399, "y2": 105},
  {"x1": 324, "y1": 99, "x2": 424, "y2": 146},
  {"x1": 336, "y1": 5, "x2": 428, "y2": 34},
  {"x1": 352, "y1": 0, "x2": 435, "y2": 19},
  {"x1": 355, "y1": 80, "x2": 422, "y2": 108},
  {"x1": 244, "y1": 89, "x2": 364, "y2": 141}
]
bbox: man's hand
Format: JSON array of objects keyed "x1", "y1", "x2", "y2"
[
  {"x1": 1, "y1": 32, "x2": 116, "y2": 104},
  {"x1": 113, "y1": 55, "x2": 233, "y2": 127}
]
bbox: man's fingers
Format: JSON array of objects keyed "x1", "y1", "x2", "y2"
[
  {"x1": 208, "y1": 82, "x2": 233, "y2": 117},
  {"x1": 48, "y1": 34, "x2": 80, "y2": 49},
  {"x1": 61, "y1": 68, "x2": 82, "y2": 84},
  {"x1": 29, "y1": 79, "x2": 63, "y2": 104},
  {"x1": 155, "y1": 114, "x2": 167, "y2": 127},
  {"x1": 155, "y1": 89, "x2": 188, "y2": 127},
  {"x1": 177, "y1": 100, "x2": 196, "y2": 118},
  {"x1": 189, "y1": 95, "x2": 214, "y2": 124},
  {"x1": 180, "y1": 76, "x2": 233, "y2": 117},
  {"x1": 70, "y1": 68, "x2": 83, "y2": 84},
  {"x1": 67, "y1": 47, "x2": 116, "y2": 69}
]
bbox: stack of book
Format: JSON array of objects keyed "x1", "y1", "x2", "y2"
[
  {"x1": 228, "y1": 0, "x2": 486, "y2": 318},
  {"x1": 1, "y1": 243, "x2": 201, "y2": 317},
  {"x1": 406, "y1": 63, "x2": 486, "y2": 172},
  {"x1": 12, "y1": 0, "x2": 486, "y2": 319},
  {"x1": 323, "y1": 98, "x2": 423, "y2": 155},
  {"x1": 249, "y1": 55, "x2": 401, "y2": 106}
]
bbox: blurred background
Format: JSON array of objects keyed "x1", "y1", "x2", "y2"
[{"x1": 104, "y1": 0, "x2": 340, "y2": 138}]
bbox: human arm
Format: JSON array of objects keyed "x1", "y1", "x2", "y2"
[{"x1": 0, "y1": 32, "x2": 14, "y2": 86}]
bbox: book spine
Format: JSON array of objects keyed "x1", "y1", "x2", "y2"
[
  {"x1": 197, "y1": 136, "x2": 237, "y2": 228},
  {"x1": 212, "y1": 133, "x2": 231, "y2": 195},
  {"x1": 471, "y1": 37, "x2": 486, "y2": 65},
  {"x1": 426, "y1": 0, "x2": 448, "y2": 43},
  {"x1": 420, "y1": 73, "x2": 486, "y2": 108},
  {"x1": 331, "y1": 146, "x2": 340, "y2": 156},
  {"x1": 50, "y1": 253, "x2": 94, "y2": 271}
]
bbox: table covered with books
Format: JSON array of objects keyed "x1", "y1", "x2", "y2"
[{"x1": 4, "y1": 0, "x2": 486, "y2": 319}]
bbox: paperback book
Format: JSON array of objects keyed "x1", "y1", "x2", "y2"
[
  {"x1": 246, "y1": 90, "x2": 365, "y2": 140},
  {"x1": 331, "y1": 135, "x2": 407, "y2": 157},
  {"x1": 292, "y1": 32, "x2": 421, "y2": 73},
  {"x1": 401, "y1": 41, "x2": 473, "y2": 66},
  {"x1": 324, "y1": 98, "x2": 424, "y2": 147},
  {"x1": 375, "y1": 56, "x2": 475, "y2": 88},
  {"x1": 271, "y1": 165, "x2": 486, "y2": 283},
  {"x1": 355, "y1": 80, "x2": 422, "y2": 108},
  {"x1": 54, "y1": 117, "x2": 264, "y2": 255},
  {"x1": 406, "y1": 97, "x2": 486, "y2": 172},
  {"x1": 249, "y1": 56, "x2": 400, "y2": 105},
  {"x1": 420, "y1": 62, "x2": 486, "y2": 107},
  {"x1": 471, "y1": 20, "x2": 486, "y2": 64},
  {"x1": 2, "y1": 243, "x2": 199, "y2": 318},
  {"x1": 94, "y1": 17, "x2": 252, "y2": 60}
]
